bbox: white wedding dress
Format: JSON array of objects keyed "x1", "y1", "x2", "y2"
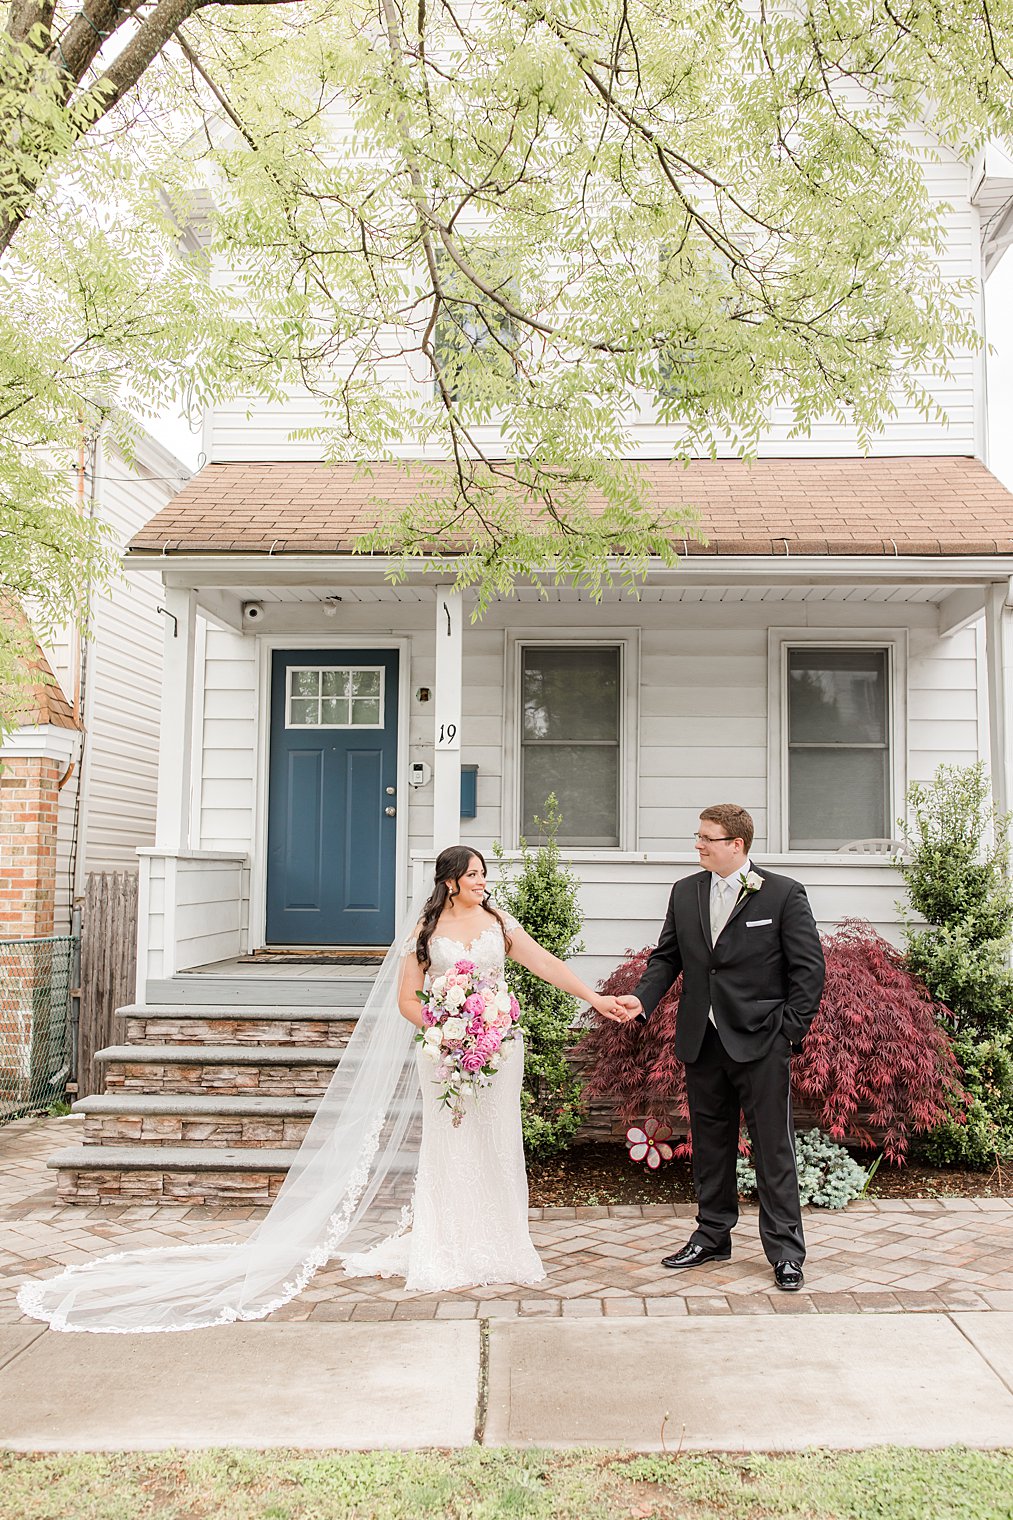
[{"x1": 342, "y1": 916, "x2": 546, "y2": 1292}]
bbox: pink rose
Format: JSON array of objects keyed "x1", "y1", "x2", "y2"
[
  {"x1": 422, "y1": 1007, "x2": 437, "y2": 1026},
  {"x1": 461, "y1": 1051, "x2": 485, "y2": 1073},
  {"x1": 466, "y1": 1016, "x2": 484, "y2": 1037},
  {"x1": 509, "y1": 997, "x2": 521, "y2": 1022},
  {"x1": 454, "y1": 958, "x2": 476, "y2": 976},
  {"x1": 463, "y1": 993, "x2": 486, "y2": 1019}
]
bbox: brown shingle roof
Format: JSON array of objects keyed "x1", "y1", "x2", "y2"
[
  {"x1": 127, "y1": 457, "x2": 1013, "y2": 557},
  {"x1": 20, "y1": 646, "x2": 79, "y2": 731}
]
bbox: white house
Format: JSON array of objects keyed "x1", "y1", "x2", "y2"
[
  {"x1": 124, "y1": 453, "x2": 1013, "y2": 1003},
  {"x1": 118, "y1": 138, "x2": 1013, "y2": 1000},
  {"x1": 43, "y1": 141, "x2": 1013, "y2": 1204}
]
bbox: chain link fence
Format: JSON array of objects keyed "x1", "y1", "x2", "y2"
[{"x1": 0, "y1": 936, "x2": 77, "y2": 1124}]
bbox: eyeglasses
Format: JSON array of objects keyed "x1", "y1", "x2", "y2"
[{"x1": 693, "y1": 832, "x2": 735, "y2": 843}]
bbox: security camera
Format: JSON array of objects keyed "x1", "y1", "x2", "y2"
[{"x1": 242, "y1": 601, "x2": 265, "y2": 626}]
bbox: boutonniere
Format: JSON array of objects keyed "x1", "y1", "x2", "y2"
[{"x1": 739, "y1": 870, "x2": 763, "y2": 895}]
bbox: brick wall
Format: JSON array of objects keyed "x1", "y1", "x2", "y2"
[{"x1": 0, "y1": 757, "x2": 60, "y2": 938}]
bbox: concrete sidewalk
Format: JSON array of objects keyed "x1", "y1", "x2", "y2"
[
  {"x1": 5, "y1": 1117, "x2": 1013, "y2": 1452},
  {"x1": 2, "y1": 1312, "x2": 1013, "y2": 1451}
]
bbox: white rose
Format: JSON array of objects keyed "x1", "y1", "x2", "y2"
[
  {"x1": 423, "y1": 1025, "x2": 443, "y2": 1045},
  {"x1": 493, "y1": 990, "x2": 512, "y2": 1014},
  {"x1": 444, "y1": 986, "x2": 466, "y2": 1010},
  {"x1": 430, "y1": 974, "x2": 447, "y2": 997},
  {"x1": 442, "y1": 1016, "x2": 466, "y2": 1041},
  {"x1": 421, "y1": 1041, "x2": 441, "y2": 1062}
]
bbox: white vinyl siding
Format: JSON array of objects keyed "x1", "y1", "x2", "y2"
[
  {"x1": 204, "y1": 151, "x2": 980, "y2": 464},
  {"x1": 189, "y1": 591, "x2": 987, "y2": 957}
]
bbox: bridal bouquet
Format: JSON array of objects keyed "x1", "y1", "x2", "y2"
[{"x1": 417, "y1": 958, "x2": 522, "y2": 1126}]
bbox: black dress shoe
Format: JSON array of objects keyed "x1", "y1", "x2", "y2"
[
  {"x1": 773, "y1": 1260, "x2": 804, "y2": 1291},
  {"x1": 661, "y1": 1241, "x2": 732, "y2": 1270}
]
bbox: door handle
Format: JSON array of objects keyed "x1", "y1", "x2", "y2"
[
  {"x1": 384, "y1": 806, "x2": 396, "y2": 817},
  {"x1": 385, "y1": 786, "x2": 396, "y2": 796}
]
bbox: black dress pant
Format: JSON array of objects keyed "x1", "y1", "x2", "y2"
[{"x1": 684, "y1": 1021, "x2": 805, "y2": 1265}]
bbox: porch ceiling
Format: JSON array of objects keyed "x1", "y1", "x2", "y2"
[
  {"x1": 127, "y1": 456, "x2": 1013, "y2": 559},
  {"x1": 225, "y1": 581, "x2": 951, "y2": 605}
]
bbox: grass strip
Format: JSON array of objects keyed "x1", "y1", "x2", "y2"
[{"x1": 1, "y1": 1447, "x2": 1012, "y2": 1520}]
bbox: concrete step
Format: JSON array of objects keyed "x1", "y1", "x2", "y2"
[
  {"x1": 118, "y1": 1005, "x2": 358, "y2": 1048},
  {"x1": 50, "y1": 1136, "x2": 416, "y2": 1207},
  {"x1": 96, "y1": 1044, "x2": 342, "y2": 1098},
  {"x1": 145, "y1": 975, "x2": 376, "y2": 1008},
  {"x1": 49, "y1": 1144, "x2": 294, "y2": 1206},
  {"x1": 75, "y1": 1093, "x2": 319, "y2": 1148}
]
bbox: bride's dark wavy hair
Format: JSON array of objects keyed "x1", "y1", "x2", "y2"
[{"x1": 415, "y1": 845, "x2": 511, "y2": 971}]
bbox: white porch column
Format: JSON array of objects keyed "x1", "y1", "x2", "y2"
[
  {"x1": 154, "y1": 585, "x2": 198, "y2": 850},
  {"x1": 432, "y1": 588, "x2": 463, "y2": 850},
  {"x1": 984, "y1": 578, "x2": 1013, "y2": 818}
]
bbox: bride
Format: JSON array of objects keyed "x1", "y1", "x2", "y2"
[
  {"x1": 18, "y1": 844, "x2": 620, "y2": 1332},
  {"x1": 343, "y1": 844, "x2": 622, "y2": 1292}
]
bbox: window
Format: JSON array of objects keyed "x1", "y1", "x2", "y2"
[
  {"x1": 520, "y1": 645, "x2": 621, "y2": 846},
  {"x1": 286, "y1": 666, "x2": 384, "y2": 729},
  {"x1": 786, "y1": 647, "x2": 890, "y2": 848},
  {"x1": 431, "y1": 253, "x2": 518, "y2": 404}
]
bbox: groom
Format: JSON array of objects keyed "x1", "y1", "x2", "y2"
[{"x1": 615, "y1": 804, "x2": 825, "y2": 1291}]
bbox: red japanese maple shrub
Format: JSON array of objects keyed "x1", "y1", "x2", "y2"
[
  {"x1": 795, "y1": 920, "x2": 966, "y2": 1163},
  {"x1": 580, "y1": 922, "x2": 966, "y2": 1165},
  {"x1": 579, "y1": 947, "x2": 690, "y2": 1154}
]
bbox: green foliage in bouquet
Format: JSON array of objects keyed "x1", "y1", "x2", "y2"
[
  {"x1": 493, "y1": 797, "x2": 585, "y2": 1159},
  {"x1": 736, "y1": 1129, "x2": 869, "y2": 1210},
  {"x1": 900, "y1": 762, "x2": 1013, "y2": 1167}
]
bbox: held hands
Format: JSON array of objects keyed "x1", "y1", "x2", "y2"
[{"x1": 592, "y1": 993, "x2": 644, "y2": 1024}]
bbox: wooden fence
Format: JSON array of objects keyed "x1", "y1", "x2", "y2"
[{"x1": 78, "y1": 871, "x2": 137, "y2": 1100}]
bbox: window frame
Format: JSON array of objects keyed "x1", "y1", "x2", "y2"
[
  {"x1": 503, "y1": 629, "x2": 639, "y2": 851},
  {"x1": 766, "y1": 628, "x2": 907, "y2": 853},
  {"x1": 284, "y1": 663, "x2": 386, "y2": 731}
]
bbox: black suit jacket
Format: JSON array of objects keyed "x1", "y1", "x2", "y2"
[{"x1": 632, "y1": 866, "x2": 826, "y2": 1064}]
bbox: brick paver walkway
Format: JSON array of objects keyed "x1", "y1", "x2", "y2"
[{"x1": 4, "y1": 1116, "x2": 1013, "y2": 1324}]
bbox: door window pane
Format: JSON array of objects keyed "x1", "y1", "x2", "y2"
[
  {"x1": 786, "y1": 647, "x2": 890, "y2": 848},
  {"x1": 521, "y1": 646, "x2": 621, "y2": 846},
  {"x1": 287, "y1": 666, "x2": 385, "y2": 728}
]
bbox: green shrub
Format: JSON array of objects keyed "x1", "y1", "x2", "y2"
[
  {"x1": 918, "y1": 1032, "x2": 1013, "y2": 1169},
  {"x1": 900, "y1": 762, "x2": 1013, "y2": 1166},
  {"x1": 737, "y1": 1129, "x2": 869, "y2": 1209},
  {"x1": 493, "y1": 796, "x2": 585, "y2": 1159},
  {"x1": 900, "y1": 762, "x2": 1013, "y2": 1037}
]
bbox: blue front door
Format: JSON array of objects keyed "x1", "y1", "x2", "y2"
[{"x1": 266, "y1": 648, "x2": 399, "y2": 945}]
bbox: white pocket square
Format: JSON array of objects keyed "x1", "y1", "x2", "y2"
[{"x1": 745, "y1": 918, "x2": 773, "y2": 927}]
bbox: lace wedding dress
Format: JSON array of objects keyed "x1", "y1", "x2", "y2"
[{"x1": 343, "y1": 915, "x2": 546, "y2": 1292}]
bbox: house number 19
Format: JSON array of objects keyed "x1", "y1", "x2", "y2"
[{"x1": 436, "y1": 721, "x2": 459, "y2": 749}]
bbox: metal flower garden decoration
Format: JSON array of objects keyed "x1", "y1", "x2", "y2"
[{"x1": 625, "y1": 1118, "x2": 674, "y2": 1170}]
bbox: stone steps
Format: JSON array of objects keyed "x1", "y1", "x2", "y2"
[
  {"x1": 50, "y1": 1144, "x2": 295, "y2": 1205},
  {"x1": 75, "y1": 1093, "x2": 318, "y2": 1148},
  {"x1": 96, "y1": 1043, "x2": 343, "y2": 1098},
  {"x1": 119, "y1": 1004, "x2": 358, "y2": 1047}
]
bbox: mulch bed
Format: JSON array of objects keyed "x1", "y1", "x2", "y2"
[{"x1": 526, "y1": 1143, "x2": 1013, "y2": 1207}]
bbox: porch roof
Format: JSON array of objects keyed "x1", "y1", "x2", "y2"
[{"x1": 127, "y1": 455, "x2": 1013, "y2": 558}]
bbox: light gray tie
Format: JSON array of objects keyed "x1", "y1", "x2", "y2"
[{"x1": 711, "y1": 876, "x2": 737, "y2": 942}]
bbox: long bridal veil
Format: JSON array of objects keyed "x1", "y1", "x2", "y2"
[{"x1": 18, "y1": 891, "x2": 427, "y2": 1333}]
